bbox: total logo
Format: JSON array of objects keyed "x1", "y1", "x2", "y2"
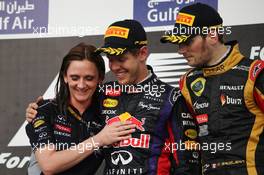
[
  {"x1": 0, "y1": 153, "x2": 30, "y2": 169},
  {"x1": 112, "y1": 134, "x2": 150, "y2": 149},
  {"x1": 105, "y1": 112, "x2": 146, "y2": 131},
  {"x1": 220, "y1": 94, "x2": 242, "y2": 106}
]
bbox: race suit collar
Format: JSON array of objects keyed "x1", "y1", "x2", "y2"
[
  {"x1": 137, "y1": 65, "x2": 157, "y2": 86},
  {"x1": 202, "y1": 40, "x2": 245, "y2": 76},
  {"x1": 137, "y1": 67, "x2": 153, "y2": 84}
]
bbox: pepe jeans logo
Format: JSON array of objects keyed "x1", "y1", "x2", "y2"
[{"x1": 138, "y1": 102, "x2": 160, "y2": 111}]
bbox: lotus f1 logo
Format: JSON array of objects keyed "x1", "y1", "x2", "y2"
[{"x1": 111, "y1": 150, "x2": 133, "y2": 165}]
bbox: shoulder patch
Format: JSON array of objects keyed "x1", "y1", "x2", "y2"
[
  {"x1": 249, "y1": 60, "x2": 264, "y2": 81},
  {"x1": 169, "y1": 89, "x2": 181, "y2": 105}
]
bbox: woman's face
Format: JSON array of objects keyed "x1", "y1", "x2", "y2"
[{"x1": 64, "y1": 60, "x2": 100, "y2": 106}]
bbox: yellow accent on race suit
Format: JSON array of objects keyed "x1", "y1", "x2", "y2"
[
  {"x1": 244, "y1": 60, "x2": 264, "y2": 175},
  {"x1": 203, "y1": 44, "x2": 244, "y2": 76}
]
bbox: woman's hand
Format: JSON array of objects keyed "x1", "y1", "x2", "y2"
[{"x1": 93, "y1": 121, "x2": 136, "y2": 147}]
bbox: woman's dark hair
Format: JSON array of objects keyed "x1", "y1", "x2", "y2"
[{"x1": 55, "y1": 43, "x2": 105, "y2": 114}]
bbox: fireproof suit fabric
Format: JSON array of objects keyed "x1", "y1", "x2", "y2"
[
  {"x1": 98, "y1": 66, "x2": 200, "y2": 175},
  {"x1": 180, "y1": 41, "x2": 264, "y2": 175},
  {"x1": 26, "y1": 100, "x2": 103, "y2": 175}
]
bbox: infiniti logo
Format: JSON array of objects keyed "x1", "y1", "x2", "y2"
[
  {"x1": 39, "y1": 132, "x2": 47, "y2": 138},
  {"x1": 111, "y1": 150, "x2": 133, "y2": 165},
  {"x1": 57, "y1": 115, "x2": 67, "y2": 122}
]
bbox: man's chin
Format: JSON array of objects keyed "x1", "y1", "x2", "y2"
[
  {"x1": 75, "y1": 95, "x2": 91, "y2": 102},
  {"x1": 117, "y1": 80, "x2": 127, "y2": 85},
  {"x1": 187, "y1": 62, "x2": 202, "y2": 68},
  {"x1": 116, "y1": 78, "x2": 129, "y2": 85}
]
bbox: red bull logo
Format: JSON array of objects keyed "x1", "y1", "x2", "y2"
[
  {"x1": 105, "y1": 112, "x2": 146, "y2": 131},
  {"x1": 112, "y1": 134, "x2": 150, "y2": 149}
]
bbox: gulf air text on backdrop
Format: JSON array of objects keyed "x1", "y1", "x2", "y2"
[{"x1": 147, "y1": 0, "x2": 195, "y2": 22}]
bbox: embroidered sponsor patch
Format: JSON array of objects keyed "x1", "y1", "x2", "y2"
[
  {"x1": 105, "y1": 26, "x2": 129, "y2": 39},
  {"x1": 176, "y1": 12, "x2": 195, "y2": 26},
  {"x1": 103, "y1": 98, "x2": 118, "y2": 108},
  {"x1": 191, "y1": 77, "x2": 206, "y2": 96}
]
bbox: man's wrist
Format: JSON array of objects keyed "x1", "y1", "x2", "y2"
[{"x1": 91, "y1": 136, "x2": 101, "y2": 150}]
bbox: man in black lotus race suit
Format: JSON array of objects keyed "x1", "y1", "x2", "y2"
[{"x1": 161, "y1": 3, "x2": 264, "y2": 175}]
